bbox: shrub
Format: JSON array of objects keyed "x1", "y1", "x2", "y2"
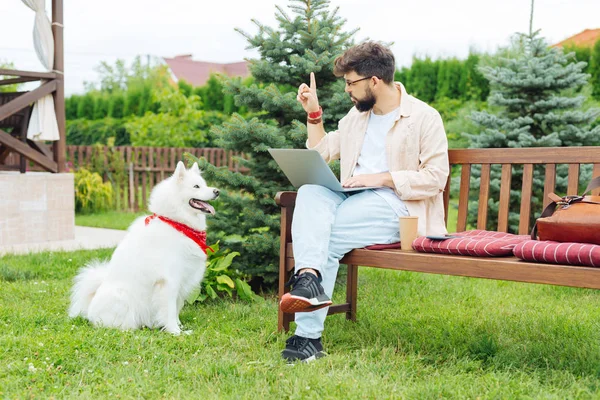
[
  {"x1": 74, "y1": 168, "x2": 114, "y2": 214},
  {"x1": 126, "y1": 90, "x2": 229, "y2": 147},
  {"x1": 185, "y1": 241, "x2": 256, "y2": 303}
]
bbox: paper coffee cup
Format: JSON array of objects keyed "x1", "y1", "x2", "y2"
[{"x1": 399, "y1": 216, "x2": 418, "y2": 251}]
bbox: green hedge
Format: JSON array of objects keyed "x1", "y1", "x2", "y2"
[
  {"x1": 562, "y1": 40, "x2": 600, "y2": 100},
  {"x1": 395, "y1": 52, "x2": 489, "y2": 103},
  {"x1": 66, "y1": 87, "x2": 159, "y2": 121},
  {"x1": 66, "y1": 118, "x2": 130, "y2": 146}
]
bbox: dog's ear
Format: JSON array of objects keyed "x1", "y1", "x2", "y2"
[
  {"x1": 174, "y1": 161, "x2": 186, "y2": 181},
  {"x1": 191, "y1": 162, "x2": 201, "y2": 174}
]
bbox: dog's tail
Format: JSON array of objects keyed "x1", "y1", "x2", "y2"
[{"x1": 68, "y1": 260, "x2": 109, "y2": 319}]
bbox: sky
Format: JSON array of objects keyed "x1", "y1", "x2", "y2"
[{"x1": 1, "y1": 0, "x2": 599, "y2": 95}]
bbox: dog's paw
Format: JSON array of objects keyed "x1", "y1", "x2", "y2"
[{"x1": 162, "y1": 325, "x2": 182, "y2": 336}]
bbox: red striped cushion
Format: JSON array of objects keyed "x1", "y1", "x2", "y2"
[
  {"x1": 412, "y1": 231, "x2": 529, "y2": 257},
  {"x1": 513, "y1": 240, "x2": 600, "y2": 267},
  {"x1": 364, "y1": 242, "x2": 402, "y2": 250},
  {"x1": 458, "y1": 230, "x2": 531, "y2": 240},
  {"x1": 365, "y1": 230, "x2": 530, "y2": 252}
]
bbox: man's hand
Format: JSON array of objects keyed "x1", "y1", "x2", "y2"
[
  {"x1": 297, "y1": 72, "x2": 320, "y2": 113},
  {"x1": 342, "y1": 172, "x2": 394, "y2": 188}
]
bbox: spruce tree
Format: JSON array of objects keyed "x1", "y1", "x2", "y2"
[
  {"x1": 466, "y1": 30, "x2": 600, "y2": 231},
  {"x1": 188, "y1": 0, "x2": 356, "y2": 286}
]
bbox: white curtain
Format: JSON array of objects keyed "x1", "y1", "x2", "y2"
[{"x1": 22, "y1": 0, "x2": 60, "y2": 141}]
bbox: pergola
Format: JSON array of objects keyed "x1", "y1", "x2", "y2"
[{"x1": 0, "y1": 0, "x2": 65, "y2": 173}]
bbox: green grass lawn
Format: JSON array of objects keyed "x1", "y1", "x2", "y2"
[
  {"x1": 1, "y1": 249, "x2": 600, "y2": 398},
  {"x1": 75, "y1": 211, "x2": 148, "y2": 230}
]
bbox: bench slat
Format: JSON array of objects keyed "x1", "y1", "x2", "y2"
[
  {"x1": 443, "y1": 174, "x2": 451, "y2": 225},
  {"x1": 341, "y1": 248, "x2": 600, "y2": 290},
  {"x1": 477, "y1": 164, "x2": 491, "y2": 230},
  {"x1": 449, "y1": 147, "x2": 600, "y2": 164},
  {"x1": 457, "y1": 164, "x2": 471, "y2": 232},
  {"x1": 567, "y1": 163, "x2": 580, "y2": 195},
  {"x1": 328, "y1": 304, "x2": 351, "y2": 314},
  {"x1": 519, "y1": 164, "x2": 534, "y2": 235},
  {"x1": 593, "y1": 163, "x2": 600, "y2": 196},
  {"x1": 497, "y1": 164, "x2": 512, "y2": 232},
  {"x1": 543, "y1": 164, "x2": 556, "y2": 208}
]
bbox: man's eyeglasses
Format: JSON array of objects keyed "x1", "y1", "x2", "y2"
[{"x1": 344, "y1": 76, "x2": 377, "y2": 86}]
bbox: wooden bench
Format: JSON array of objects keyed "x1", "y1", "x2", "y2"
[{"x1": 275, "y1": 146, "x2": 600, "y2": 332}]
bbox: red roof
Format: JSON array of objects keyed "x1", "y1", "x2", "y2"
[
  {"x1": 163, "y1": 55, "x2": 250, "y2": 87},
  {"x1": 553, "y1": 28, "x2": 600, "y2": 48}
]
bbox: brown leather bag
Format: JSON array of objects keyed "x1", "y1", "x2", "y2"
[{"x1": 531, "y1": 176, "x2": 600, "y2": 245}]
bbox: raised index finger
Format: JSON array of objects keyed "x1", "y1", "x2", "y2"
[{"x1": 310, "y1": 72, "x2": 316, "y2": 90}]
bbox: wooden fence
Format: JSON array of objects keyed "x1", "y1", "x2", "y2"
[
  {"x1": 65, "y1": 145, "x2": 244, "y2": 172},
  {"x1": 42, "y1": 145, "x2": 245, "y2": 211}
]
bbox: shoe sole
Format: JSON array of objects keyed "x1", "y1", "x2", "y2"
[
  {"x1": 301, "y1": 351, "x2": 327, "y2": 363},
  {"x1": 283, "y1": 351, "x2": 328, "y2": 364},
  {"x1": 279, "y1": 293, "x2": 332, "y2": 313}
]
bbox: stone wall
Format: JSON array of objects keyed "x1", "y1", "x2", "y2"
[{"x1": 0, "y1": 172, "x2": 74, "y2": 246}]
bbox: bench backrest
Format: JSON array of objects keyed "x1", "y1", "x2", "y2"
[{"x1": 444, "y1": 147, "x2": 600, "y2": 235}]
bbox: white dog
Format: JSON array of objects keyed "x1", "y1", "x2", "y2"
[{"x1": 69, "y1": 161, "x2": 219, "y2": 335}]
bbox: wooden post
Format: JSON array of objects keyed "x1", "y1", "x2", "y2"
[
  {"x1": 129, "y1": 162, "x2": 135, "y2": 212},
  {"x1": 346, "y1": 264, "x2": 358, "y2": 322},
  {"x1": 52, "y1": 0, "x2": 66, "y2": 172}
]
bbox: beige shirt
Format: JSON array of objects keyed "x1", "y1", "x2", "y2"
[{"x1": 307, "y1": 82, "x2": 449, "y2": 236}]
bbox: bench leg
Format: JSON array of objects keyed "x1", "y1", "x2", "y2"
[
  {"x1": 278, "y1": 268, "x2": 295, "y2": 333},
  {"x1": 277, "y1": 202, "x2": 295, "y2": 333},
  {"x1": 278, "y1": 309, "x2": 294, "y2": 332},
  {"x1": 278, "y1": 256, "x2": 295, "y2": 332},
  {"x1": 346, "y1": 264, "x2": 358, "y2": 322}
]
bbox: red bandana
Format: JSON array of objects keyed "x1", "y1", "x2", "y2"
[{"x1": 145, "y1": 214, "x2": 213, "y2": 254}]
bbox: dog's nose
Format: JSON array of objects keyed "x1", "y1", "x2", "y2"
[{"x1": 213, "y1": 189, "x2": 220, "y2": 198}]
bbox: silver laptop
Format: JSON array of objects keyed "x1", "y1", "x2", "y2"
[{"x1": 268, "y1": 148, "x2": 380, "y2": 192}]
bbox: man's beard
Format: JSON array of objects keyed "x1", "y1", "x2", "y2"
[{"x1": 352, "y1": 88, "x2": 376, "y2": 112}]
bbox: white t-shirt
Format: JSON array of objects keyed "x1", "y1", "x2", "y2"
[{"x1": 353, "y1": 107, "x2": 409, "y2": 217}]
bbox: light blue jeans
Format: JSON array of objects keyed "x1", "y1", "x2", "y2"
[{"x1": 291, "y1": 184, "x2": 408, "y2": 339}]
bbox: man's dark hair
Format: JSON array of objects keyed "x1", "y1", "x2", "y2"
[{"x1": 333, "y1": 41, "x2": 396, "y2": 84}]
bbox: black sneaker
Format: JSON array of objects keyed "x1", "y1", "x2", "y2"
[
  {"x1": 280, "y1": 271, "x2": 332, "y2": 313},
  {"x1": 282, "y1": 335, "x2": 326, "y2": 362}
]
